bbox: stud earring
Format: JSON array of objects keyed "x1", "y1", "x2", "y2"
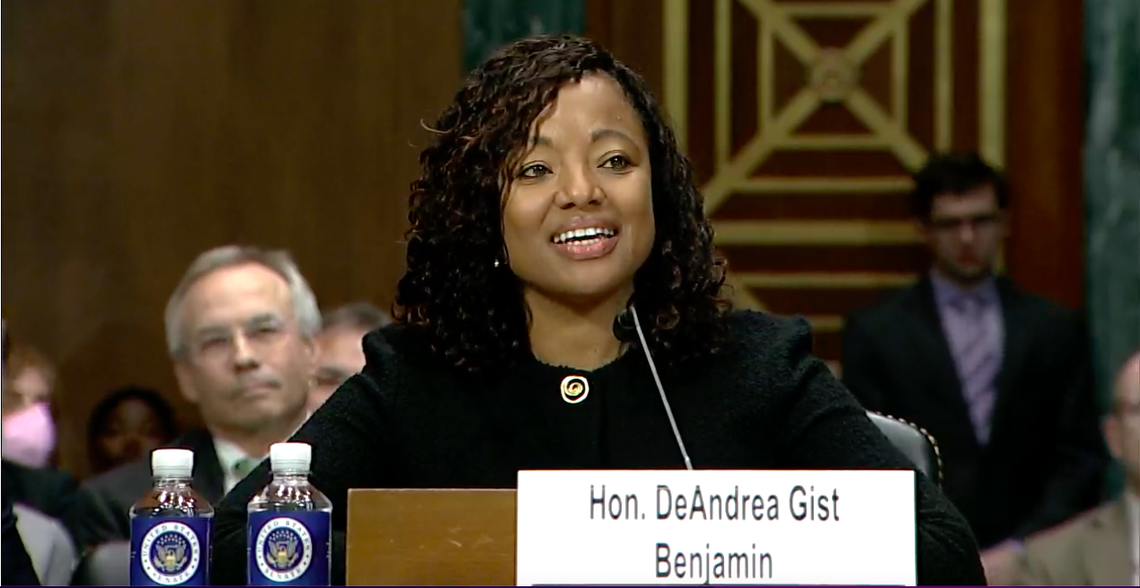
[{"x1": 493, "y1": 259, "x2": 502, "y2": 268}]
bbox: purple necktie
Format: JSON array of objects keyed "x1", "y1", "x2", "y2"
[{"x1": 953, "y1": 294, "x2": 1000, "y2": 444}]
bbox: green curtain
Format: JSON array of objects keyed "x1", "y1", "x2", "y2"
[
  {"x1": 463, "y1": 0, "x2": 584, "y2": 74},
  {"x1": 1085, "y1": 0, "x2": 1140, "y2": 498}
]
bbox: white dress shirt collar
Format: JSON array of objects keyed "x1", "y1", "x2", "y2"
[
  {"x1": 211, "y1": 412, "x2": 312, "y2": 495},
  {"x1": 212, "y1": 436, "x2": 263, "y2": 496}
]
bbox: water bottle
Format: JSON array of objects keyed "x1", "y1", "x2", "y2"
[
  {"x1": 247, "y1": 442, "x2": 331, "y2": 586},
  {"x1": 129, "y1": 448, "x2": 213, "y2": 586}
]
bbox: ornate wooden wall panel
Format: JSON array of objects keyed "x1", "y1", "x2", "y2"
[{"x1": 662, "y1": 0, "x2": 1007, "y2": 369}]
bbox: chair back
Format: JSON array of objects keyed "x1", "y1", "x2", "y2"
[{"x1": 866, "y1": 410, "x2": 942, "y2": 485}]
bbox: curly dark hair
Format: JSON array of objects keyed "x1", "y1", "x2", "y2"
[{"x1": 394, "y1": 34, "x2": 731, "y2": 374}]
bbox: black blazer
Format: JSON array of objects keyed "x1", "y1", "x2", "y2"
[
  {"x1": 1, "y1": 459, "x2": 91, "y2": 550},
  {"x1": 841, "y1": 276, "x2": 1107, "y2": 549},
  {"x1": 80, "y1": 427, "x2": 226, "y2": 546},
  {"x1": 210, "y1": 311, "x2": 987, "y2": 586},
  {"x1": 2, "y1": 478, "x2": 41, "y2": 585}
]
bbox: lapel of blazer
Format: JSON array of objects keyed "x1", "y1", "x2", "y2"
[
  {"x1": 905, "y1": 277, "x2": 980, "y2": 442},
  {"x1": 178, "y1": 428, "x2": 226, "y2": 504},
  {"x1": 988, "y1": 276, "x2": 1033, "y2": 440},
  {"x1": 1082, "y1": 499, "x2": 1133, "y2": 586}
]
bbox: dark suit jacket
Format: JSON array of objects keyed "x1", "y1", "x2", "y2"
[
  {"x1": 81, "y1": 428, "x2": 225, "y2": 546},
  {"x1": 2, "y1": 483, "x2": 41, "y2": 585},
  {"x1": 841, "y1": 276, "x2": 1108, "y2": 549},
  {"x1": 1, "y1": 459, "x2": 91, "y2": 550}
]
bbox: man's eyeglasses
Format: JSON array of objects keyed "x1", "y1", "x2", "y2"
[{"x1": 927, "y1": 213, "x2": 1000, "y2": 232}]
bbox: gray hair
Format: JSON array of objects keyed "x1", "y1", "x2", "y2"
[
  {"x1": 321, "y1": 302, "x2": 391, "y2": 333},
  {"x1": 164, "y1": 245, "x2": 322, "y2": 357}
]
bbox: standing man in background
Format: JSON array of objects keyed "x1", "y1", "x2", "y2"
[
  {"x1": 309, "y1": 302, "x2": 391, "y2": 412},
  {"x1": 82, "y1": 245, "x2": 320, "y2": 545},
  {"x1": 841, "y1": 152, "x2": 1107, "y2": 584}
]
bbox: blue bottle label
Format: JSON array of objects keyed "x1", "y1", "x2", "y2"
[
  {"x1": 130, "y1": 516, "x2": 212, "y2": 586},
  {"x1": 248, "y1": 511, "x2": 331, "y2": 586}
]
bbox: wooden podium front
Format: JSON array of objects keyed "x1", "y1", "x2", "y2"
[{"x1": 346, "y1": 488, "x2": 517, "y2": 586}]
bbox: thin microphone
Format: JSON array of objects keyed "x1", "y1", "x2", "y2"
[{"x1": 614, "y1": 305, "x2": 695, "y2": 471}]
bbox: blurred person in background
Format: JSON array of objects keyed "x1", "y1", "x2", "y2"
[
  {"x1": 1016, "y1": 351, "x2": 1140, "y2": 586},
  {"x1": 0, "y1": 333, "x2": 90, "y2": 547},
  {"x1": 842, "y1": 152, "x2": 1107, "y2": 584},
  {"x1": 2, "y1": 319, "x2": 43, "y2": 586},
  {"x1": 82, "y1": 245, "x2": 320, "y2": 545},
  {"x1": 309, "y1": 302, "x2": 391, "y2": 412},
  {"x1": 1, "y1": 341, "x2": 58, "y2": 469},
  {"x1": 86, "y1": 386, "x2": 180, "y2": 476},
  {"x1": 1, "y1": 322, "x2": 83, "y2": 584}
]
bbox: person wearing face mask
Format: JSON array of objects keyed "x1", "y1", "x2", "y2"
[
  {"x1": 1, "y1": 342, "x2": 58, "y2": 470},
  {"x1": 1, "y1": 324, "x2": 84, "y2": 584},
  {"x1": 0, "y1": 336, "x2": 90, "y2": 553},
  {"x1": 208, "y1": 35, "x2": 986, "y2": 586},
  {"x1": 2, "y1": 320, "x2": 42, "y2": 586}
]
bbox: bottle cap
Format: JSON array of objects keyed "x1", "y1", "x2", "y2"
[
  {"x1": 270, "y1": 442, "x2": 311, "y2": 473},
  {"x1": 151, "y1": 448, "x2": 194, "y2": 478}
]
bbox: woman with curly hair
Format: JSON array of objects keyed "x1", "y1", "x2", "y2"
[{"x1": 211, "y1": 34, "x2": 984, "y2": 585}]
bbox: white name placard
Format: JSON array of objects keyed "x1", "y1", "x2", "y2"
[{"x1": 516, "y1": 469, "x2": 916, "y2": 586}]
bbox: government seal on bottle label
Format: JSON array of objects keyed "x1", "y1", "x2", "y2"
[
  {"x1": 139, "y1": 521, "x2": 202, "y2": 586},
  {"x1": 255, "y1": 517, "x2": 314, "y2": 583}
]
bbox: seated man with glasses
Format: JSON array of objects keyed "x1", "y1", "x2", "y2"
[
  {"x1": 82, "y1": 246, "x2": 320, "y2": 546},
  {"x1": 1017, "y1": 351, "x2": 1140, "y2": 586}
]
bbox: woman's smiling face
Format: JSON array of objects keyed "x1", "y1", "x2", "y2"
[{"x1": 501, "y1": 73, "x2": 655, "y2": 307}]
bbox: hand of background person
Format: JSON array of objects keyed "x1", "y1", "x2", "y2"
[{"x1": 980, "y1": 539, "x2": 1022, "y2": 585}]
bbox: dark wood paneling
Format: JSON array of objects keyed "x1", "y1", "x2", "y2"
[
  {"x1": 951, "y1": 0, "x2": 981, "y2": 151},
  {"x1": 720, "y1": 245, "x2": 931, "y2": 274},
  {"x1": 730, "y1": 0, "x2": 759, "y2": 155},
  {"x1": 712, "y1": 193, "x2": 912, "y2": 221},
  {"x1": 753, "y1": 287, "x2": 903, "y2": 317},
  {"x1": 1005, "y1": 0, "x2": 1085, "y2": 310},
  {"x1": 2, "y1": 0, "x2": 463, "y2": 477},
  {"x1": 753, "y1": 150, "x2": 910, "y2": 177},
  {"x1": 686, "y1": 0, "x2": 717, "y2": 183},
  {"x1": 585, "y1": 0, "x2": 664, "y2": 100},
  {"x1": 812, "y1": 332, "x2": 842, "y2": 364}
]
